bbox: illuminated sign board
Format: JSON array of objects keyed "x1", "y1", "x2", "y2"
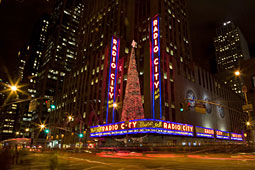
[
  {"x1": 90, "y1": 119, "x2": 194, "y2": 137},
  {"x1": 215, "y1": 130, "x2": 230, "y2": 140},
  {"x1": 195, "y1": 126, "x2": 214, "y2": 138},
  {"x1": 230, "y1": 133, "x2": 243, "y2": 141},
  {"x1": 150, "y1": 14, "x2": 162, "y2": 119},
  {"x1": 106, "y1": 36, "x2": 120, "y2": 123}
]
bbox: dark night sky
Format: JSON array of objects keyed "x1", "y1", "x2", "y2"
[
  {"x1": 187, "y1": 0, "x2": 255, "y2": 71},
  {"x1": 0, "y1": 0, "x2": 52, "y2": 79},
  {"x1": 0, "y1": 0, "x2": 255, "y2": 79}
]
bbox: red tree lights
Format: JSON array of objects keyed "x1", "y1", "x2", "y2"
[{"x1": 121, "y1": 41, "x2": 144, "y2": 121}]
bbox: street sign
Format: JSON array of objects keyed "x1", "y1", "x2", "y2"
[
  {"x1": 195, "y1": 107, "x2": 206, "y2": 114},
  {"x1": 242, "y1": 104, "x2": 253, "y2": 112},
  {"x1": 195, "y1": 103, "x2": 206, "y2": 114}
]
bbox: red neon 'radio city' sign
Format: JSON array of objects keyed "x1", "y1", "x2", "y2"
[
  {"x1": 152, "y1": 19, "x2": 160, "y2": 89},
  {"x1": 109, "y1": 38, "x2": 119, "y2": 99},
  {"x1": 150, "y1": 14, "x2": 162, "y2": 119},
  {"x1": 163, "y1": 122, "x2": 193, "y2": 132}
]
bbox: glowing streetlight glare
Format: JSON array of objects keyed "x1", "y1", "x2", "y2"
[
  {"x1": 113, "y1": 103, "x2": 118, "y2": 108},
  {"x1": 10, "y1": 85, "x2": 17, "y2": 91},
  {"x1": 246, "y1": 121, "x2": 251, "y2": 126},
  {"x1": 40, "y1": 124, "x2": 45, "y2": 129},
  {"x1": 234, "y1": 70, "x2": 240, "y2": 76},
  {"x1": 25, "y1": 128, "x2": 29, "y2": 132},
  {"x1": 68, "y1": 116, "x2": 73, "y2": 121}
]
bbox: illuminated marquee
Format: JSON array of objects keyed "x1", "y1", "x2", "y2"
[
  {"x1": 106, "y1": 36, "x2": 120, "y2": 123},
  {"x1": 90, "y1": 119, "x2": 194, "y2": 137},
  {"x1": 215, "y1": 130, "x2": 230, "y2": 140},
  {"x1": 150, "y1": 14, "x2": 162, "y2": 119},
  {"x1": 90, "y1": 120, "x2": 243, "y2": 142},
  {"x1": 231, "y1": 133, "x2": 243, "y2": 141},
  {"x1": 195, "y1": 126, "x2": 214, "y2": 138}
]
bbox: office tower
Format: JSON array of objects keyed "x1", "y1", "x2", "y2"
[
  {"x1": 35, "y1": 0, "x2": 85, "y2": 123},
  {"x1": 214, "y1": 21, "x2": 250, "y2": 94}
]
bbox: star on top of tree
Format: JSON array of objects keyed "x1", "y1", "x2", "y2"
[{"x1": 131, "y1": 40, "x2": 137, "y2": 48}]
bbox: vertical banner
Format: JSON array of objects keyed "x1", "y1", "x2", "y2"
[
  {"x1": 106, "y1": 36, "x2": 120, "y2": 123},
  {"x1": 150, "y1": 14, "x2": 162, "y2": 119}
]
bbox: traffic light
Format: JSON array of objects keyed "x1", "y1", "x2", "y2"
[
  {"x1": 180, "y1": 103, "x2": 184, "y2": 112},
  {"x1": 50, "y1": 104, "x2": 56, "y2": 110},
  {"x1": 79, "y1": 133, "x2": 84, "y2": 138},
  {"x1": 45, "y1": 100, "x2": 51, "y2": 109},
  {"x1": 44, "y1": 129, "x2": 50, "y2": 134},
  {"x1": 45, "y1": 100, "x2": 56, "y2": 110}
]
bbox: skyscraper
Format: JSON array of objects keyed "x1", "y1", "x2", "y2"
[
  {"x1": 214, "y1": 21, "x2": 250, "y2": 94},
  {"x1": 35, "y1": 0, "x2": 85, "y2": 122}
]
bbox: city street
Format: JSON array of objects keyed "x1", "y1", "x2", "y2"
[
  {"x1": 6, "y1": 151, "x2": 255, "y2": 170},
  {"x1": 1, "y1": 1, "x2": 255, "y2": 169}
]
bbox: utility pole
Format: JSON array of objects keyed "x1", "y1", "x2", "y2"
[{"x1": 242, "y1": 85, "x2": 255, "y2": 147}]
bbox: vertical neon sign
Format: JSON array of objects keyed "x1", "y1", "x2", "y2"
[
  {"x1": 106, "y1": 36, "x2": 120, "y2": 124},
  {"x1": 150, "y1": 15, "x2": 162, "y2": 119}
]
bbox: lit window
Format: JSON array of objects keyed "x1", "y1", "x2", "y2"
[
  {"x1": 170, "y1": 50, "x2": 174, "y2": 56},
  {"x1": 169, "y1": 63, "x2": 173, "y2": 70},
  {"x1": 166, "y1": 47, "x2": 169, "y2": 53},
  {"x1": 164, "y1": 72, "x2": 167, "y2": 79},
  {"x1": 125, "y1": 48, "x2": 129, "y2": 54}
]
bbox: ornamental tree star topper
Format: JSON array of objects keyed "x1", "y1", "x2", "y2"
[{"x1": 131, "y1": 40, "x2": 137, "y2": 48}]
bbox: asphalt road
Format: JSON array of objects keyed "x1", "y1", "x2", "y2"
[{"x1": 7, "y1": 151, "x2": 255, "y2": 170}]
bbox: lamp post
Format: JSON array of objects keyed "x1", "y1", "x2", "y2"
[
  {"x1": 234, "y1": 70, "x2": 254, "y2": 146},
  {"x1": 10, "y1": 85, "x2": 17, "y2": 92}
]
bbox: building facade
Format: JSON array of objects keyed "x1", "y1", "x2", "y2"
[{"x1": 49, "y1": 0, "x2": 246, "y2": 146}]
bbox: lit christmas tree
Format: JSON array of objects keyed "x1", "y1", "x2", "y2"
[{"x1": 121, "y1": 40, "x2": 144, "y2": 121}]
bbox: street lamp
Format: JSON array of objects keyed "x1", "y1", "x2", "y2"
[
  {"x1": 234, "y1": 70, "x2": 241, "y2": 76},
  {"x1": 68, "y1": 115, "x2": 73, "y2": 121},
  {"x1": 40, "y1": 124, "x2": 45, "y2": 130},
  {"x1": 10, "y1": 85, "x2": 17, "y2": 91},
  {"x1": 113, "y1": 102, "x2": 118, "y2": 108},
  {"x1": 246, "y1": 121, "x2": 251, "y2": 126},
  {"x1": 25, "y1": 128, "x2": 29, "y2": 132}
]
